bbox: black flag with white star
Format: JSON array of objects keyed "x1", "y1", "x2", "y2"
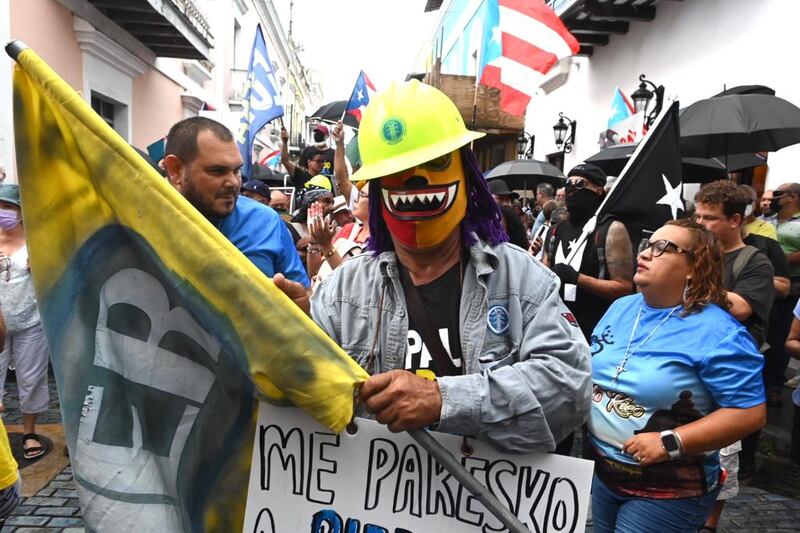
[{"x1": 597, "y1": 100, "x2": 684, "y2": 232}]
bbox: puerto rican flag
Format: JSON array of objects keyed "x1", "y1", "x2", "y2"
[
  {"x1": 345, "y1": 71, "x2": 377, "y2": 123},
  {"x1": 478, "y1": 0, "x2": 579, "y2": 116},
  {"x1": 258, "y1": 148, "x2": 281, "y2": 169}
]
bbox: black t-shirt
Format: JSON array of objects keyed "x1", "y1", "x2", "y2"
[
  {"x1": 299, "y1": 146, "x2": 335, "y2": 177},
  {"x1": 744, "y1": 233, "x2": 790, "y2": 279},
  {"x1": 399, "y1": 261, "x2": 463, "y2": 379},
  {"x1": 723, "y1": 245, "x2": 775, "y2": 344},
  {"x1": 547, "y1": 220, "x2": 610, "y2": 341}
]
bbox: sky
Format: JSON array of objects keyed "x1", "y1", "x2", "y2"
[{"x1": 284, "y1": 1, "x2": 442, "y2": 103}]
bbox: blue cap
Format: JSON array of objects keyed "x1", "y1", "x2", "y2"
[
  {"x1": 241, "y1": 180, "x2": 271, "y2": 198},
  {"x1": 0, "y1": 184, "x2": 20, "y2": 207}
]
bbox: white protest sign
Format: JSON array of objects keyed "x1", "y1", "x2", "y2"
[{"x1": 243, "y1": 403, "x2": 594, "y2": 533}]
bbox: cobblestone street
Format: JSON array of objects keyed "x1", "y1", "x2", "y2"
[{"x1": 0, "y1": 377, "x2": 797, "y2": 532}]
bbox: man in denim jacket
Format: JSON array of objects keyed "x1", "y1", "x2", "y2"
[{"x1": 279, "y1": 81, "x2": 591, "y2": 452}]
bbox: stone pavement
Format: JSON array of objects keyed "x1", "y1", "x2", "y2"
[{"x1": 0, "y1": 374, "x2": 797, "y2": 532}]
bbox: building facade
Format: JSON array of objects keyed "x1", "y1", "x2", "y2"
[
  {"x1": 0, "y1": 0, "x2": 321, "y2": 180},
  {"x1": 424, "y1": 0, "x2": 800, "y2": 189}
]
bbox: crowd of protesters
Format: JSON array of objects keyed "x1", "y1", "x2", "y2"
[{"x1": 0, "y1": 81, "x2": 799, "y2": 531}]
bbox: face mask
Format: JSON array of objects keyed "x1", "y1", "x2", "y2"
[
  {"x1": 769, "y1": 197, "x2": 782, "y2": 214},
  {"x1": 744, "y1": 204, "x2": 754, "y2": 218},
  {"x1": 565, "y1": 188, "x2": 602, "y2": 224},
  {"x1": 313, "y1": 132, "x2": 326, "y2": 143},
  {"x1": 0, "y1": 208, "x2": 20, "y2": 230},
  {"x1": 380, "y1": 149, "x2": 467, "y2": 249}
]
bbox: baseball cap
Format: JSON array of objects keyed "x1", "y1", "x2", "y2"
[
  {"x1": 568, "y1": 163, "x2": 607, "y2": 187},
  {"x1": 0, "y1": 184, "x2": 20, "y2": 207},
  {"x1": 331, "y1": 195, "x2": 349, "y2": 214},
  {"x1": 313, "y1": 124, "x2": 330, "y2": 135},
  {"x1": 487, "y1": 179, "x2": 520, "y2": 199},
  {"x1": 241, "y1": 180, "x2": 270, "y2": 198}
]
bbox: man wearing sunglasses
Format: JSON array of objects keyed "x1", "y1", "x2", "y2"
[
  {"x1": 544, "y1": 164, "x2": 634, "y2": 342},
  {"x1": 280, "y1": 127, "x2": 333, "y2": 192}
]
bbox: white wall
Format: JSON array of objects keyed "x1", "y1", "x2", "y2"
[
  {"x1": 524, "y1": 0, "x2": 800, "y2": 187},
  {"x1": 0, "y1": 0, "x2": 15, "y2": 182}
]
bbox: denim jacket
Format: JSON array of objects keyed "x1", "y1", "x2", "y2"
[{"x1": 311, "y1": 240, "x2": 592, "y2": 452}]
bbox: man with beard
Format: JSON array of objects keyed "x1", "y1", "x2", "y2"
[
  {"x1": 271, "y1": 81, "x2": 591, "y2": 452},
  {"x1": 163, "y1": 117, "x2": 309, "y2": 287},
  {"x1": 544, "y1": 164, "x2": 635, "y2": 342}
]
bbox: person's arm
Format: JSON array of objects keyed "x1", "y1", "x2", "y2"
[
  {"x1": 280, "y1": 127, "x2": 297, "y2": 176},
  {"x1": 434, "y1": 267, "x2": 592, "y2": 452},
  {"x1": 726, "y1": 291, "x2": 754, "y2": 321},
  {"x1": 786, "y1": 250, "x2": 800, "y2": 266},
  {"x1": 785, "y1": 315, "x2": 800, "y2": 359},
  {"x1": 622, "y1": 405, "x2": 766, "y2": 466},
  {"x1": 727, "y1": 253, "x2": 774, "y2": 322},
  {"x1": 332, "y1": 121, "x2": 352, "y2": 201},
  {"x1": 774, "y1": 276, "x2": 790, "y2": 298},
  {"x1": 567, "y1": 221, "x2": 634, "y2": 300}
]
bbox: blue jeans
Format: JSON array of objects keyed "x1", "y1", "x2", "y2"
[{"x1": 592, "y1": 476, "x2": 721, "y2": 533}]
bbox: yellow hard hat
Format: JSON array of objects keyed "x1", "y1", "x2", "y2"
[
  {"x1": 351, "y1": 80, "x2": 485, "y2": 182},
  {"x1": 304, "y1": 174, "x2": 332, "y2": 191}
]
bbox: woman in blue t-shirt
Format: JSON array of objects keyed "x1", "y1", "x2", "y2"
[{"x1": 588, "y1": 219, "x2": 766, "y2": 532}]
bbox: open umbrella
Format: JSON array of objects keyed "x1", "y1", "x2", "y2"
[
  {"x1": 309, "y1": 100, "x2": 359, "y2": 129},
  {"x1": 585, "y1": 143, "x2": 728, "y2": 183},
  {"x1": 484, "y1": 159, "x2": 565, "y2": 191},
  {"x1": 680, "y1": 94, "x2": 800, "y2": 158}
]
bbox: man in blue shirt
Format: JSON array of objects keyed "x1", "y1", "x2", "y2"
[{"x1": 163, "y1": 117, "x2": 309, "y2": 287}]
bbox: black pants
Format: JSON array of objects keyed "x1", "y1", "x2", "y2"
[
  {"x1": 764, "y1": 295, "x2": 798, "y2": 393},
  {"x1": 793, "y1": 404, "x2": 800, "y2": 465}
]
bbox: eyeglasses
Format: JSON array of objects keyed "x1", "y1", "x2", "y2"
[
  {"x1": 638, "y1": 238, "x2": 694, "y2": 258},
  {"x1": 311, "y1": 158, "x2": 326, "y2": 164},
  {"x1": 565, "y1": 178, "x2": 589, "y2": 190},
  {"x1": 772, "y1": 190, "x2": 787, "y2": 198}
]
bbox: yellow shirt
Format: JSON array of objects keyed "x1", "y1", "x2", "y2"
[
  {"x1": 0, "y1": 420, "x2": 18, "y2": 490},
  {"x1": 745, "y1": 218, "x2": 778, "y2": 241}
]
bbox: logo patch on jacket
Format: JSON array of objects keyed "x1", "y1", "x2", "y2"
[
  {"x1": 561, "y1": 312, "x2": 579, "y2": 327},
  {"x1": 487, "y1": 305, "x2": 509, "y2": 335}
]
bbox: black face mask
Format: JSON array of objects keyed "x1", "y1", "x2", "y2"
[
  {"x1": 565, "y1": 188, "x2": 602, "y2": 224},
  {"x1": 769, "y1": 197, "x2": 782, "y2": 214},
  {"x1": 313, "y1": 132, "x2": 326, "y2": 143}
]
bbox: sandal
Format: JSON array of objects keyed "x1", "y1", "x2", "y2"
[{"x1": 22, "y1": 433, "x2": 49, "y2": 461}]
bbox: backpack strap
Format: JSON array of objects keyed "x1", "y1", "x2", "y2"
[
  {"x1": 594, "y1": 216, "x2": 615, "y2": 280},
  {"x1": 730, "y1": 245, "x2": 759, "y2": 286}
]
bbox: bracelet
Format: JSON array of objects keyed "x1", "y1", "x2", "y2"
[
  {"x1": 307, "y1": 247, "x2": 321, "y2": 255},
  {"x1": 324, "y1": 249, "x2": 336, "y2": 258}
]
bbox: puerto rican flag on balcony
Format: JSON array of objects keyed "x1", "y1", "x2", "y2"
[
  {"x1": 345, "y1": 71, "x2": 377, "y2": 123},
  {"x1": 478, "y1": 0, "x2": 579, "y2": 116}
]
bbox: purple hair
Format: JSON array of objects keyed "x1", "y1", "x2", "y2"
[{"x1": 367, "y1": 146, "x2": 508, "y2": 255}]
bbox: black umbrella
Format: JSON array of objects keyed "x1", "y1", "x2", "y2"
[
  {"x1": 484, "y1": 159, "x2": 565, "y2": 191},
  {"x1": 680, "y1": 94, "x2": 800, "y2": 158},
  {"x1": 585, "y1": 143, "x2": 728, "y2": 183},
  {"x1": 309, "y1": 100, "x2": 359, "y2": 129},
  {"x1": 712, "y1": 85, "x2": 775, "y2": 97}
]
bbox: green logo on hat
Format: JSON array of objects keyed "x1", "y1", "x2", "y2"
[{"x1": 381, "y1": 118, "x2": 405, "y2": 145}]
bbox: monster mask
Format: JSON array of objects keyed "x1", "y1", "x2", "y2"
[{"x1": 380, "y1": 149, "x2": 467, "y2": 249}]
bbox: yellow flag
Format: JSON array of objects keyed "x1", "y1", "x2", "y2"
[{"x1": 11, "y1": 43, "x2": 367, "y2": 531}]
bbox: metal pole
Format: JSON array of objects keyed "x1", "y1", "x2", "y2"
[{"x1": 408, "y1": 429, "x2": 530, "y2": 533}]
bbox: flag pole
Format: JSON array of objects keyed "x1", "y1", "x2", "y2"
[
  {"x1": 564, "y1": 99, "x2": 678, "y2": 266},
  {"x1": 407, "y1": 429, "x2": 529, "y2": 533}
]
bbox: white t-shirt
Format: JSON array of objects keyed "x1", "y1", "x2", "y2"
[{"x1": 0, "y1": 246, "x2": 40, "y2": 331}]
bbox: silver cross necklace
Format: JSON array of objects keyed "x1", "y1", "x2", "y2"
[{"x1": 612, "y1": 303, "x2": 680, "y2": 385}]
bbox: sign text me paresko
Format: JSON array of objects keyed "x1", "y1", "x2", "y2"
[{"x1": 243, "y1": 404, "x2": 593, "y2": 532}]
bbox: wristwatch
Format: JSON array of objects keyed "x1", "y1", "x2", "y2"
[{"x1": 660, "y1": 429, "x2": 683, "y2": 460}]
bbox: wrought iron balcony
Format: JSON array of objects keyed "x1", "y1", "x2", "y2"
[{"x1": 87, "y1": 0, "x2": 213, "y2": 60}]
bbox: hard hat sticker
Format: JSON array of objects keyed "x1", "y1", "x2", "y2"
[{"x1": 381, "y1": 118, "x2": 406, "y2": 145}]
